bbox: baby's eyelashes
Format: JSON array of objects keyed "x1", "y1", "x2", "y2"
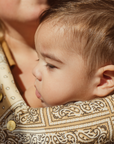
[
  {"x1": 46, "y1": 63, "x2": 57, "y2": 69},
  {"x1": 36, "y1": 59, "x2": 39, "y2": 61}
]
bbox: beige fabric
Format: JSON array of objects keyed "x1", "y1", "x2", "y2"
[{"x1": 0, "y1": 44, "x2": 114, "y2": 143}]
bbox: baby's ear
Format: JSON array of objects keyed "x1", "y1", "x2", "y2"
[{"x1": 93, "y1": 65, "x2": 114, "y2": 97}]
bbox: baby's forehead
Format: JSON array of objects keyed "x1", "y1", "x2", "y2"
[
  {"x1": 39, "y1": 20, "x2": 66, "y2": 34},
  {"x1": 37, "y1": 19, "x2": 89, "y2": 57},
  {"x1": 36, "y1": 20, "x2": 86, "y2": 52},
  {"x1": 35, "y1": 20, "x2": 68, "y2": 46}
]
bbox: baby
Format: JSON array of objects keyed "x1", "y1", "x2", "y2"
[{"x1": 32, "y1": 0, "x2": 114, "y2": 107}]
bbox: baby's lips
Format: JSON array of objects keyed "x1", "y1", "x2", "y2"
[{"x1": 35, "y1": 87, "x2": 41, "y2": 99}]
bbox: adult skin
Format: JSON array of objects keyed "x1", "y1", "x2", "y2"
[{"x1": 0, "y1": 0, "x2": 49, "y2": 107}]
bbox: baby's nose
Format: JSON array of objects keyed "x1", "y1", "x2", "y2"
[{"x1": 32, "y1": 65, "x2": 42, "y2": 81}]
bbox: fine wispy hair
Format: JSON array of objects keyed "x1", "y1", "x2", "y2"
[{"x1": 40, "y1": 0, "x2": 114, "y2": 76}]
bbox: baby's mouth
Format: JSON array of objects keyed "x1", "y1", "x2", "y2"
[
  {"x1": 34, "y1": 85, "x2": 45, "y2": 104},
  {"x1": 34, "y1": 86, "x2": 41, "y2": 99}
]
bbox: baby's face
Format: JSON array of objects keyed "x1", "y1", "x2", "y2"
[{"x1": 33, "y1": 22, "x2": 94, "y2": 107}]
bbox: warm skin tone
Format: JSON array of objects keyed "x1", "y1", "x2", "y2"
[
  {"x1": 32, "y1": 21, "x2": 114, "y2": 107},
  {"x1": 0, "y1": 0, "x2": 49, "y2": 107},
  {"x1": 33, "y1": 22, "x2": 96, "y2": 107}
]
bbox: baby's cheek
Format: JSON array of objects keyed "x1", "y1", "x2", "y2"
[{"x1": 42, "y1": 81, "x2": 67, "y2": 106}]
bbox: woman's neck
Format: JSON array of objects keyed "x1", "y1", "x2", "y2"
[
  {"x1": 3, "y1": 20, "x2": 38, "y2": 94},
  {"x1": 3, "y1": 19, "x2": 39, "y2": 50}
]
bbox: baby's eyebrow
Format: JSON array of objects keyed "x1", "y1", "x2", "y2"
[{"x1": 41, "y1": 52, "x2": 63, "y2": 63}]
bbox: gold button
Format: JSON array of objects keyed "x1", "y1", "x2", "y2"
[
  {"x1": 7, "y1": 120, "x2": 16, "y2": 131},
  {"x1": 0, "y1": 93, "x2": 3, "y2": 102}
]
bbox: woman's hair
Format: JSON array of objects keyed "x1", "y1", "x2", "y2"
[{"x1": 41, "y1": 0, "x2": 114, "y2": 76}]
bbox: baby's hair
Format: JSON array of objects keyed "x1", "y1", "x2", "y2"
[{"x1": 41, "y1": 0, "x2": 114, "y2": 76}]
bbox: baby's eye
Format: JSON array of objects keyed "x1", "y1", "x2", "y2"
[
  {"x1": 46, "y1": 63, "x2": 56, "y2": 69},
  {"x1": 36, "y1": 59, "x2": 39, "y2": 61}
]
